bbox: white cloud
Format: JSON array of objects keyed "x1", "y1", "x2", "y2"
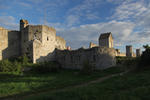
[
  {"x1": 57, "y1": 20, "x2": 135, "y2": 49},
  {"x1": 107, "y1": 0, "x2": 150, "y2": 49},
  {"x1": 111, "y1": 0, "x2": 147, "y2": 20},
  {"x1": 1, "y1": 0, "x2": 150, "y2": 51},
  {"x1": 66, "y1": 15, "x2": 80, "y2": 27},
  {"x1": 0, "y1": 16, "x2": 18, "y2": 30},
  {"x1": 26, "y1": 0, "x2": 43, "y2": 4},
  {"x1": 66, "y1": 0, "x2": 103, "y2": 27},
  {"x1": 17, "y1": 2, "x2": 32, "y2": 8}
]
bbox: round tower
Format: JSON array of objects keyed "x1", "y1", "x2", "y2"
[
  {"x1": 136, "y1": 49, "x2": 141, "y2": 57},
  {"x1": 126, "y1": 45, "x2": 132, "y2": 57}
]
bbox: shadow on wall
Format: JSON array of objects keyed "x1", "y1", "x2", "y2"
[
  {"x1": 55, "y1": 47, "x2": 116, "y2": 70},
  {"x1": 35, "y1": 50, "x2": 56, "y2": 63},
  {"x1": 2, "y1": 31, "x2": 21, "y2": 59}
]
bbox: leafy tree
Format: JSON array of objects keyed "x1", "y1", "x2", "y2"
[{"x1": 140, "y1": 44, "x2": 150, "y2": 67}]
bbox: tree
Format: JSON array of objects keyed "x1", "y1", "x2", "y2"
[{"x1": 140, "y1": 44, "x2": 150, "y2": 67}]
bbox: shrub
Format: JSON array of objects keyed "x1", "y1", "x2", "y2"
[
  {"x1": 0, "y1": 59, "x2": 22, "y2": 73},
  {"x1": 80, "y1": 60, "x2": 95, "y2": 75},
  {"x1": 30, "y1": 61, "x2": 61, "y2": 74},
  {"x1": 116, "y1": 56, "x2": 140, "y2": 71},
  {"x1": 17, "y1": 55, "x2": 29, "y2": 66},
  {"x1": 139, "y1": 45, "x2": 150, "y2": 68}
]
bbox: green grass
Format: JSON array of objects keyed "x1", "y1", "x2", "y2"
[
  {"x1": 0, "y1": 67, "x2": 122, "y2": 99},
  {"x1": 22, "y1": 69, "x2": 150, "y2": 100}
]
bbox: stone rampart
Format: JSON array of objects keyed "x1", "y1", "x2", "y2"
[{"x1": 55, "y1": 47, "x2": 116, "y2": 70}]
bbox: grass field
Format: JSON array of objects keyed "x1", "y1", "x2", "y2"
[
  {"x1": 1, "y1": 65, "x2": 150, "y2": 100},
  {"x1": 0, "y1": 67, "x2": 122, "y2": 99},
  {"x1": 22, "y1": 69, "x2": 150, "y2": 100}
]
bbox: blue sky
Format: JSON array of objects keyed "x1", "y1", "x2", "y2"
[{"x1": 0, "y1": 0, "x2": 150, "y2": 52}]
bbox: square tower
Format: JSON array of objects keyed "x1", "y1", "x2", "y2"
[{"x1": 99, "y1": 32, "x2": 113, "y2": 48}]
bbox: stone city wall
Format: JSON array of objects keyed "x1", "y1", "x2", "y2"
[{"x1": 55, "y1": 47, "x2": 116, "y2": 70}]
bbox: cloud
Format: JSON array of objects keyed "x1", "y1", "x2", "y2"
[
  {"x1": 56, "y1": 20, "x2": 135, "y2": 49},
  {"x1": 66, "y1": 0, "x2": 103, "y2": 27},
  {"x1": 106, "y1": 0, "x2": 150, "y2": 50},
  {"x1": 26, "y1": 0, "x2": 43, "y2": 4},
  {"x1": 0, "y1": 16, "x2": 18, "y2": 30},
  {"x1": 17, "y1": 2, "x2": 32, "y2": 8},
  {"x1": 111, "y1": 0, "x2": 147, "y2": 20},
  {"x1": 65, "y1": 15, "x2": 80, "y2": 27},
  {"x1": 0, "y1": 0, "x2": 150, "y2": 51}
]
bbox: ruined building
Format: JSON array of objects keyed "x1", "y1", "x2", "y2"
[
  {"x1": 89, "y1": 42, "x2": 98, "y2": 48},
  {"x1": 99, "y1": 32, "x2": 113, "y2": 48},
  {"x1": 0, "y1": 19, "x2": 116, "y2": 69},
  {"x1": 56, "y1": 32, "x2": 116, "y2": 69},
  {"x1": 115, "y1": 49, "x2": 126, "y2": 57},
  {"x1": 126, "y1": 45, "x2": 133, "y2": 57},
  {"x1": 0, "y1": 19, "x2": 66, "y2": 63},
  {"x1": 136, "y1": 49, "x2": 141, "y2": 57}
]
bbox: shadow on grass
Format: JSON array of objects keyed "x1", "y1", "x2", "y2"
[{"x1": 0, "y1": 67, "x2": 123, "y2": 100}]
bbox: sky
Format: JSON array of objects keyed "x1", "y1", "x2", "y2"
[{"x1": 0, "y1": 0, "x2": 150, "y2": 52}]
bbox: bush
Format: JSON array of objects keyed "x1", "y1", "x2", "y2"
[
  {"x1": 80, "y1": 60, "x2": 95, "y2": 75},
  {"x1": 139, "y1": 45, "x2": 150, "y2": 68},
  {"x1": 16, "y1": 55, "x2": 29, "y2": 66},
  {"x1": 30, "y1": 61, "x2": 61, "y2": 74},
  {"x1": 0, "y1": 59, "x2": 22, "y2": 74},
  {"x1": 116, "y1": 56, "x2": 140, "y2": 71}
]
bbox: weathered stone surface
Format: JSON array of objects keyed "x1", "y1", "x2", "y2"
[
  {"x1": 21, "y1": 24, "x2": 66, "y2": 63},
  {"x1": 0, "y1": 27, "x2": 21, "y2": 60},
  {"x1": 55, "y1": 47, "x2": 116, "y2": 70},
  {"x1": 136, "y1": 49, "x2": 141, "y2": 57},
  {"x1": 0, "y1": 19, "x2": 117, "y2": 70},
  {"x1": 99, "y1": 32, "x2": 113, "y2": 48},
  {"x1": 55, "y1": 36, "x2": 66, "y2": 50},
  {"x1": 126, "y1": 45, "x2": 133, "y2": 57},
  {"x1": 89, "y1": 42, "x2": 98, "y2": 48}
]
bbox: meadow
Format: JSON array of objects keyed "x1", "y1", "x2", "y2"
[
  {"x1": 0, "y1": 67, "x2": 122, "y2": 100},
  {"x1": 0, "y1": 45, "x2": 150, "y2": 100}
]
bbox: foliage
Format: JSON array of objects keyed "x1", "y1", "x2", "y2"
[
  {"x1": 0, "y1": 55, "x2": 30, "y2": 74},
  {"x1": 30, "y1": 61, "x2": 61, "y2": 73},
  {"x1": 15, "y1": 55, "x2": 30, "y2": 66},
  {"x1": 139, "y1": 44, "x2": 150, "y2": 67},
  {"x1": 80, "y1": 60, "x2": 95, "y2": 75},
  {"x1": 0, "y1": 59, "x2": 22, "y2": 74},
  {"x1": 116, "y1": 56, "x2": 137, "y2": 65}
]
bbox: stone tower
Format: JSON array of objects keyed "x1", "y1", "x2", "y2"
[
  {"x1": 136, "y1": 49, "x2": 141, "y2": 57},
  {"x1": 99, "y1": 32, "x2": 113, "y2": 48},
  {"x1": 20, "y1": 19, "x2": 28, "y2": 31},
  {"x1": 126, "y1": 45, "x2": 133, "y2": 57}
]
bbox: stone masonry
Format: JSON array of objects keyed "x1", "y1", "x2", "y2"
[
  {"x1": 99, "y1": 32, "x2": 113, "y2": 48},
  {"x1": 0, "y1": 19, "x2": 66, "y2": 63},
  {"x1": 126, "y1": 45, "x2": 133, "y2": 57},
  {"x1": 0, "y1": 19, "x2": 116, "y2": 70},
  {"x1": 56, "y1": 47, "x2": 116, "y2": 70}
]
